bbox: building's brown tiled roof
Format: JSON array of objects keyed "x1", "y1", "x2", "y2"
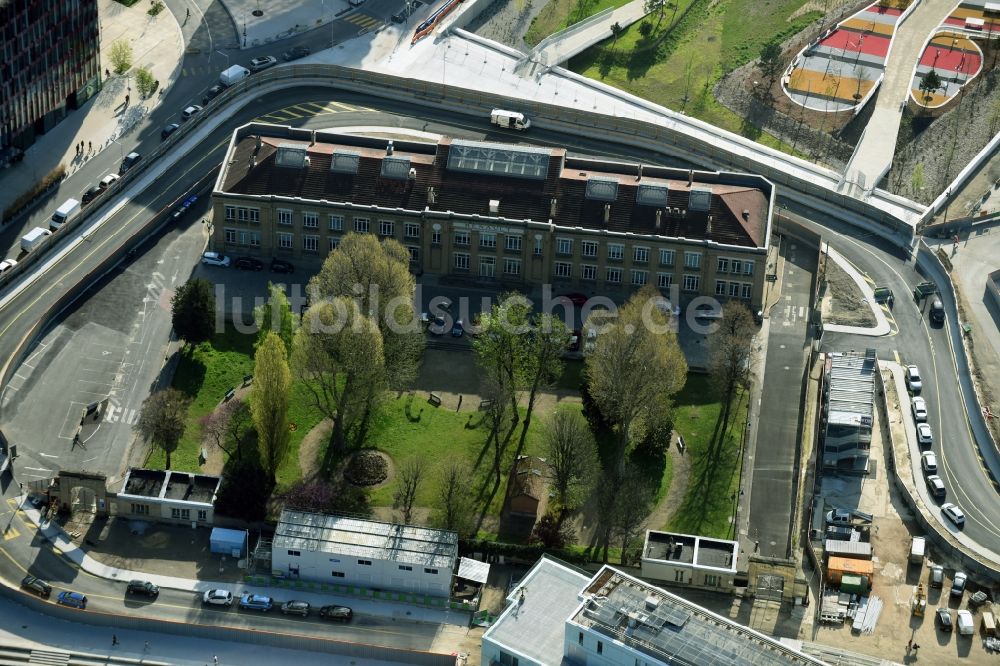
[{"x1": 221, "y1": 135, "x2": 768, "y2": 248}]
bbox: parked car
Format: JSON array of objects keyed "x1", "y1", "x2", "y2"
[
  {"x1": 234, "y1": 256, "x2": 263, "y2": 271},
  {"x1": 929, "y1": 564, "x2": 944, "y2": 588},
  {"x1": 127, "y1": 580, "x2": 159, "y2": 598},
  {"x1": 911, "y1": 396, "x2": 928, "y2": 423},
  {"x1": 428, "y1": 315, "x2": 448, "y2": 336},
  {"x1": 282, "y1": 45, "x2": 311, "y2": 61},
  {"x1": 318, "y1": 605, "x2": 353, "y2": 621},
  {"x1": 951, "y1": 571, "x2": 967, "y2": 597},
  {"x1": 81, "y1": 185, "x2": 103, "y2": 204},
  {"x1": 57, "y1": 591, "x2": 88, "y2": 609},
  {"x1": 202, "y1": 589, "x2": 234, "y2": 606},
  {"x1": 917, "y1": 423, "x2": 933, "y2": 448},
  {"x1": 203, "y1": 84, "x2": 224, "y2": 105},
  {"x1": 181, "y1": 105, "x2": 203, "y2": 121},
  {"x1": 925, "y1": 474, "x2": 946, "y2": 499},
  {"x1": 20, "y1": 575, "x2": 51, "y2": 598},
  {"x1": 99, "y1": 173, "x2": 120, "y2": 190},
  {"x1": 942, "y1": 503, "x2": 965, "y2": 527},
  {"x1": 451, "y1": 319, "x2": 465, "y2": 337},
  {"x1": 249, "y1": 56, "x2": 278, "y2": 72},
  {"x1": 281, "y1": 600, "x2": 310, "y2": 617},
  {"x1": 201, "y1": 251, "x2": 230, "y2": 267},
  {"x1": 920, "y1": 451, "x2": 938, "y2": 474},
  {"x1": 936, "y1": 607, "x2": 953, "y2": 632},
  {"x1": 825, "y1": 508, "x2": 852, "y2": 526},
  {"x1": 692, "y1": 302, "x2": 723, "y2": 321},
  {"x1": 956, "y1": 609, "x2": 974, "y2": 635},
  {"x1": 238, "y1": 593, "x2": 273, "y2": 611},
  {"x1": 905, "y1": 365, "x2": 922, "y2": 393},
  {"x1": 0, "y1": 259, "x2": 18, "y2": 275},
  {"x1": 119, "y1": 151, "x2": 141, "y2": 174},
  {"x1": 270, "y1": 258, "x2": 294, "y2": 273},
  {"x1": 161, "y1": 123, "x2": 180, "y2": 141}
]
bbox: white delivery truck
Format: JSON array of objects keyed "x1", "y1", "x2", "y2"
[
  {"x1": 490, "y1": 109, "x2": 531, "y2": 131},
  {"x1": 50, "y1": 198, "x2": 81, "y2": 230},
  {"x1": 909, "y1": 536, "x2": 925, "y2": 565},
  {"x1": 21, "y1": 227, "x2": 52, "y2": 253},
  {"x1": 219, "y1": 65, "x2": 250, "y2": 87}
]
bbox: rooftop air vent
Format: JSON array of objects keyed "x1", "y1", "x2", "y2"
[
  {"x1": 275, "y1": 143, "x2": 308, "y2": 169},
  {"x1": 645, "y1": 595, "x2": 660, "y2": 611},
  {"x1": 688, "y1": 187, "x2": 712, "y2": 212},
  {"x1": 586, "y1": 177, "x2": 618, "y2": 202}
]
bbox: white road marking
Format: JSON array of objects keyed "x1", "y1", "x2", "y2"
[{"x1": 38, "y1": 453, "x2": 58, "y2": 459}]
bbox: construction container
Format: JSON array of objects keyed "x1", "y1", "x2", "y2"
[
  {"x1": 983, "y1": 611, "x2": 996, "y2": 637},
  {"x1": 840, "y1": 574, "x2": 868, "y2": 594},
  {"x1": 826, "y1": 556, "x2": 874, "y2": 586},
  {"x1": 825, "y1": 539, "x2": 872, "y2": 561}
]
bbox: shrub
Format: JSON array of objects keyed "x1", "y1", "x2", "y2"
[
  {"x1": 344, "y1": 450, "x2": 388, "y2": 486},
  {"x1": 2, "y1": 164, "x2": 66, "y2": 223}
]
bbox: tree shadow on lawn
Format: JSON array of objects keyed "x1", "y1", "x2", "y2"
[{"x1": 170, "y1": 349, "x2": 206, "y2": 399}]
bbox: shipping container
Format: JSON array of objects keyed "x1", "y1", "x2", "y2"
[
  {"x1": 826, "y1": 556, "x2": 874, "y2": 586},
  {"x1": 825, "y1": 539, "x2": 872, "y2": 560}
]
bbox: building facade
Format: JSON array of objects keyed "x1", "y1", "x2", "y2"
[
  {"x1": 482, "y1": 557, "x2": 823, "y2": 666},
  {"x1": 640, "y1": 530, "x2": 738, "y2": 592},
  {"x1": 271, "y1": 510, "x2": 458, "y2": 597},
  {"x1": 0, "y1": 0, "x2": 102, "y2": 160},
  {"x1": 211, "y1": 125, "x2": 774, "y2": 312},
  {"x1": 821, "y1": 350, "x2": 876, "y2": 475}
]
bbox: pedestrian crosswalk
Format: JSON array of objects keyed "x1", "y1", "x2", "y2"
[
  {"x1": 256, "y1": 100, "x2": 374, "y2": 123},
  {"x1": 104, "y1": 402, "x2": 139, "y2": 426},
  {"x1": 343, "y1": 13, "x2": 382, "y2": 29}
]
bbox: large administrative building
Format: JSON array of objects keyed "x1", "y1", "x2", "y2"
[{"x1": 211, "y1": 124, "x2": 774, "y2": 310}]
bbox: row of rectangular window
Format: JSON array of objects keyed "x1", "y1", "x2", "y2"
[
  {"x1": 714, "y1": 280, "x2": 755, "y2": 300},
  {"x1": 129, "y1": 503, "x2": 206, "y2": 521}
]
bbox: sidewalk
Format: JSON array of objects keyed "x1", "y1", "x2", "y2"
[
  {"x1": 21, "y1": 503, "x2": 468, "y2": 628},
  {"x1": 821, "y1": 245, "x2": 890, "y2": 336},
  {"x1": 0, "y1": 0, "x2": 184, "y2": 219}
]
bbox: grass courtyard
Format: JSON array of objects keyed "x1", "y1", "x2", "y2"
[{"x1": 155, "y1": 331, "x2": 740, "y2": 546}]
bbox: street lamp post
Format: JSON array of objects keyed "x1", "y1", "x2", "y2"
[{"x1": 110, "y1": 136, "x2": 125, "y2": 162}]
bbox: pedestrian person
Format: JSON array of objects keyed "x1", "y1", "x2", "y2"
[
  {"x1": 88, "y1": 141, "x2": 92, "y2": 152},
  {"x1": 112, "y1": 634, "x2": 118, "y2": 646},
  {"x1": 105, "y1": 68, "x2": 110, "y2": 78},
  {"x1": 125, "y1": 94, "x2": 130, "y2": 106},
  {"x1": 907, "y1": 639, "x2": 912, "y2": 651},
  {"x1": 213, "y1": 657, "x2": 218, "y2": 665},
  {"x1": 144, "y1": 641, "x2": 150, "y2": 652},
  {"x1": 186, "y1": 7, "x2": 191, "y2": 18},
  {"x1": 913, "y1": 644, "x2": 920, "y2": 652}
]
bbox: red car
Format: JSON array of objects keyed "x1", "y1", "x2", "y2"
[{"x1": 558, "y1": 293, "x2": 588, "y2": 307}]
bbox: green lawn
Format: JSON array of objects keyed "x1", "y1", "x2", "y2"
[
  {"x1": 568, "y1": 0, "x2": 820, "y2": 149},
  {"x1": 525, "y1": 0, "x2": 638, "y2": 46},
  {"x1": 666, "y1": 374, "x2": 749, "y2": 539},
  {"x1": 149, "y1": 328, "x2": 324, "y2": 492}
]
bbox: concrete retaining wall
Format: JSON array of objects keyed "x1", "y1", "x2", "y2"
[{"x1": 988, "y1": 269, "x2": 1000, "y2": 314}]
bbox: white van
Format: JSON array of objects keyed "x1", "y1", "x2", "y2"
[{"x1": 50, "y1": 198, "x2": 81, "y2": 230}]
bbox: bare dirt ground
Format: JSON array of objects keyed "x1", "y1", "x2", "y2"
[{"x1": 822, "y1": 259, "x2": 877, "y2": 327}]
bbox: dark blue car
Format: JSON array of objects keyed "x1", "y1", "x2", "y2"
[{"x1": 57, "y1": 591, "x2": 87, "y2": 609}]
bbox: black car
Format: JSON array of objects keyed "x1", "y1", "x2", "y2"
[
  {"x1": 234, "y1": 256, "x2": 264, "y2": 271},
  {"x1": 119, "y1": 151, "x2": 141, "y2": 175},
  {"x1": 282, "y1": 45, "x2": 311, "y2": 61},
  {"x1": 202, "y1": 84, "x2": 224, "y2": 105},
  {"x1": 936, "y1": 607, "x2": 953, "y2": 632},
  {"x1": 161, "y1": 123, "x2": 180, "y2": 141},
  {"x1": 81, "y1": 186, "x2": 103, "y2": 204},
  {"x1": 318, "y1": 605, "x2": 352, "y2": 621},
  {"x1": 127, "y1": 579, "x2": 159, "y2": 597},
  {"x1": 21, "y1": 575, "x2": 52, "y2": 598},
  {"x1": 270, "y1": 258, "x2": 294, "y2": 274}
]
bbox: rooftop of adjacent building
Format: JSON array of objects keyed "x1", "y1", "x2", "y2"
[
  {"x1": 482, "y1": 556, "x2": 591, "y2": 666},
  {"x1": 119, "y1": 468, "x2": 220, "y2": 504},
  {"x1": 642, "y1": 530, "x2": 738, "y2": 572},
  {"x1": 273, "y1": 509, "x2": 458, "y2": 569},
  {"x1": 826, "y1": 350, "x2": 877, "y2": 423},
  {"x1": 217, "y1": 125, "x2": 771, "y2": 250},
  {"x1": 571, "y1": 567, "x2": 822, "y2": 666}
]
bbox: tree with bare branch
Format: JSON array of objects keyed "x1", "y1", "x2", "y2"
[
  {"x1": 200, "y1": 399, "x2": 253, "y2": 462},
  {"x1": 393, "y1": 457, "x2": 427, "y2": 525}
]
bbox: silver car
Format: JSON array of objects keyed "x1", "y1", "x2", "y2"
[
  {"x1": 905, "y1": 365, "x2": 922, "y2": 393},
  {"x1": 911, "y1": 396, "x2": 927, "y2": 423},
  {"x1": 202, "y1": 589, "x2": 233, "y2": 606}
]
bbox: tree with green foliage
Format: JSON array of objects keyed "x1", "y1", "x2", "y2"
[
  {"x1": 638, "y1": 20, "x2": 653, "y2": 38},
  {"x1": 250, "y1": 332, "x2": 291, "y2": 486},
  {"x1": 135, "y1": 388, "x2": 191, "y2": 470},
  {"x1": 758, "y1": 41, "x2": 784, "y2": 91},
  {"x1": 134, "y1": 67, "x2": 156, "y2": 98},
  {"x1": 584, "y1": 285, "x2": 687, "y2": 470},
  {"x1": 109, "y1": 39, "x2": 133, "y2": 74},
  {"x1": 708, "y1": 302, "x2": 756, "y2": 439},
  {"x1": 918, "y1": 69, "x2": 942, "y2": 104},
  {"x1": 255, "y1": 283, "x2": 295, "y2": 355},
  {"x1": 610, "y1": 21, "x2": 624, "y2": 51},
  {"x1": 532, "y1": 511, "x2": 575, "y2": 549},
  {"x1": 544, "y1": 407, "x2": 599, "y2": 520},
  {"x1": 200, "y1": 398, "x2": 253, "y2": 462},
  {"x1": 171, "y1": 278, "x2": 215, "y2": 345},
  {"x1": 310, "y1": 233, "x2": 424, "y2": 443},
  {"x1": 291, "y1": 297, "x2": 385, "y2": 456}
]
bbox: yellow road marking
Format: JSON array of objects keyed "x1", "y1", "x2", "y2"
[{"x1": 2, "y1": 527, "x2": 19, "y2": 540}]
